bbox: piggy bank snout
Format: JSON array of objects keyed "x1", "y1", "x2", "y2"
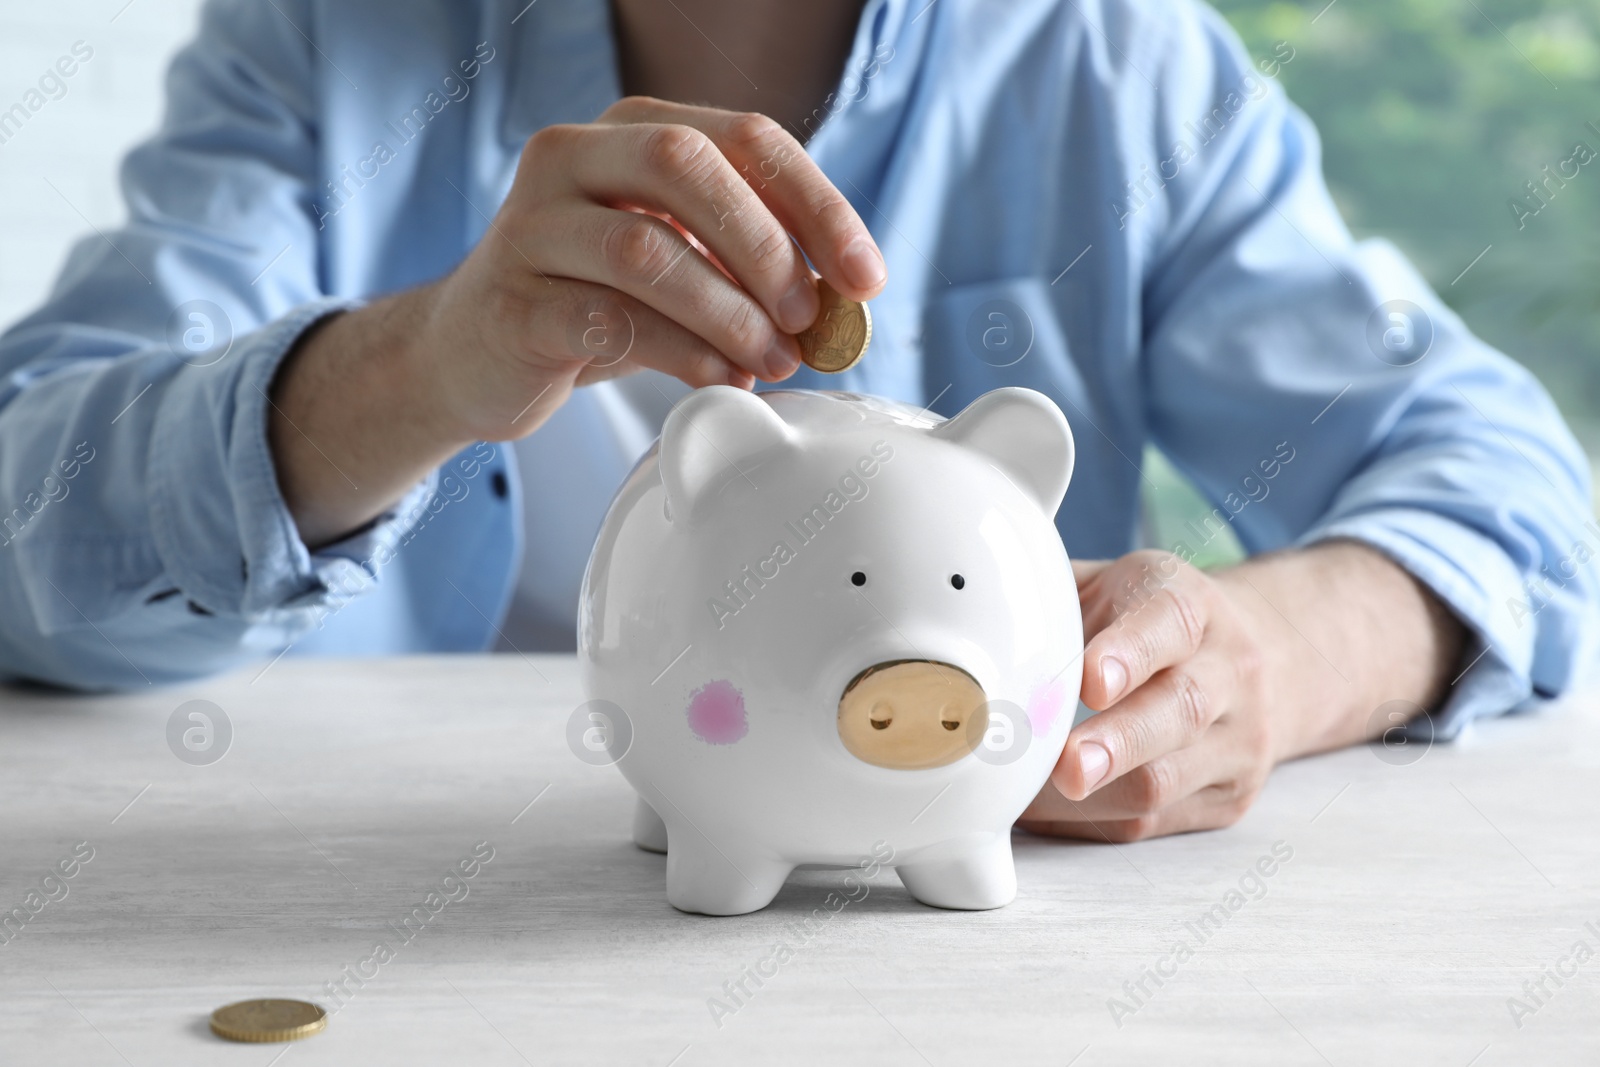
[{"x1": 837, "y1": 660, "x2": 989, "y2": 770}]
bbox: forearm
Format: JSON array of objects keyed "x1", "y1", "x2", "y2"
[
  {"x1": 1215, "y1": 539, "x2": 1467, "y2": 762},
  {"x1": 267, "y1": 285, "x2": 472, "y2": 549}
]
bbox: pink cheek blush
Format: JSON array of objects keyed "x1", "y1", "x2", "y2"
[
  {"x1": 1028, "y1": 678, "x2": 1066, "y2": 738},
  {"x1": 686, "y1": 680, "x2": 748, "y2": 745}
]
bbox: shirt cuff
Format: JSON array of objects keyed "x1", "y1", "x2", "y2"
[
  {"x1": 1295, "y1": 506, "x2": 1532, "y2": 740},
  {"x1": 147, "y1": 297, "x2": 438, "y2": 619}
]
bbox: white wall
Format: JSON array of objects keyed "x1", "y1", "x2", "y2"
[{"x1": 0, "y1": 0, "x2": 206, "y2": 330}]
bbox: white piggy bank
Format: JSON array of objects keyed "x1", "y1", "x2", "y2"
[{"x1": 577, "y1": 385, "x2": 1082, "y2": 915}]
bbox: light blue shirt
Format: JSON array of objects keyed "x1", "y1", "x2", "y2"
[{"x1": 1, "y1": 0, "x2": 1594, "y2": 739}]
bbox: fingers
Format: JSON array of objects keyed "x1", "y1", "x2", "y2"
[
  {"x1": 564, "y1": 121, "x2": 822, "y2": 334},
  {"x1": 1074, "y1": 551, "x2": 1194, "y2": 643},
  {"x1": 1072, "y1": 558, "x2": 1115, "y2": 585},
  {"x1": 1023, "y1": 720, "x2": 1248, "y2": 823},
  {"x1": 1018, "y1": 718, "x2": 1265, "y2": 842},
  {"x1": 596, "y1": 98, "x2": 887, "y2": 302},
  {"x1": 1052, "y1": 652, "x2": 1232, "y2": 802},
  {"x1": 507, "y1": 101, "x2": 887, "y2": 390},
  {"x1": 518, "y1": 277, "x2": 754, "y2": 390},
  {"x1": 533, "y1": 203, "x2": 804, "y2": 381},
  {"x1": 1016, "y1": 780, "x2": 1253, "y2": 844},
  {"x1": 1079, "y1": 553, "x2": 1206, "y2": 710},
  {"x1": 1015, "y1": 550, "x2": 1278, "y2": 844},
  {"x1": 1070, "y1": 558, "x2": 1119, "y2": 639}
]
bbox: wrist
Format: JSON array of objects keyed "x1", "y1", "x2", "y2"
[
  {"x1": 268, "y1": 289, "x2": 477, "y2": 548},
  {"x1": 385, "y1": 281, "x2": 484, "y2": 455},
  {"x1": 1212, "y1": 541, "x2": 1468, "y2": 762},
  {"x1": 1209, "y1": 559, "x2": 1309, "y2": 763}
]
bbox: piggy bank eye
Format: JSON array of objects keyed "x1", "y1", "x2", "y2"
[
  {"x1": 850, "y1": 571, "x2": 867, "y2": 587},
  {"x1": 950, "y1": 574, "x2": 965, "y2": 590}
]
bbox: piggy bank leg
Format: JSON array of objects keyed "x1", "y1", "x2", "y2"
[
  {"x1": 632, "y1": 796, "x2": 669, "y2": 854},
  {"x1": 896, "y1": 835, "x2": 1017, "y2": 910},
  {"x1": 665, "y1": 834, "x2": 792, "y2": 916}
]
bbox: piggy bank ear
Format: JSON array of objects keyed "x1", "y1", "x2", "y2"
[
  {"x1": 660, "y1": 386, "x2": 794, "y2": 521},
  {"x1": 930, "y1": 387, "x2": 1076, "y2": 514}
]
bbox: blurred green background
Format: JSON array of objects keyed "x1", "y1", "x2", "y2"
[{"x1": 1145, "y1": 0, "x2": 1600, "y2": 567}]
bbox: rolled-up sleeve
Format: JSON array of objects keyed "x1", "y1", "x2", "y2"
[
  {"x1": 145, "y1": 298, "x2": 439, "y2": 618},
  {"x1": 1127, "y1": 2, "x2": 1599, "y2": 736},
  {"x1": 0, "y1": 0, "x2": 433, "y2": 689}
]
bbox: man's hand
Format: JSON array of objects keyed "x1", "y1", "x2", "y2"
[
  {"x1": 1018, "y1": 541, "x2": 1466, "y2": 842},
  {"x1": 417, "y1": 95, "x2": 887, "y2": 440},
  {"x1": 270, "y1": 96, "x2": 886, "y2": 547}
]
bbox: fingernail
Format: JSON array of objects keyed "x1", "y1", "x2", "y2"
[
  {"x1": 1100, "y1": 657, "x2": 1127, "y2": 702},
  {"x1": 1078, "y1": 741, "x2": 1110, "y2": 792},
  {"x1": 763, "y1": 334, "x2": 799, "y2": 378},
  {"x1": 840, "y1": 239, "x2": 886, "y2": 291},
  {"x1": 777, "y1": 277, "x2": 819, "y2": 333}
]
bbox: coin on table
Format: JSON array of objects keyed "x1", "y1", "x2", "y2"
[
  {"x1": 796, "y1": 278, "x2": 872, "y2": 373},
  {"x1": 209, "y1": 999, "x2": 327, "y2": 1043}
]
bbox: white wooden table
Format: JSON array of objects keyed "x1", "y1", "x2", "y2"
[{"x1": 1, "y1": 655, "x2": 1595, "y2": 1065}]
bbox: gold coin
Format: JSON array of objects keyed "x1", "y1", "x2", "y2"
[
  {"x1": 796, "y1": 278, "x2": 872, "y2": 373},
  {"x1": 209, "y1": 999, "x2": 327, "y2": 1043}
]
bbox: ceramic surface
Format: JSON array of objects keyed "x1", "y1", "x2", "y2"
[{"x1": 578, "y1": 386, "x2": 1082, "y2": 914}]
